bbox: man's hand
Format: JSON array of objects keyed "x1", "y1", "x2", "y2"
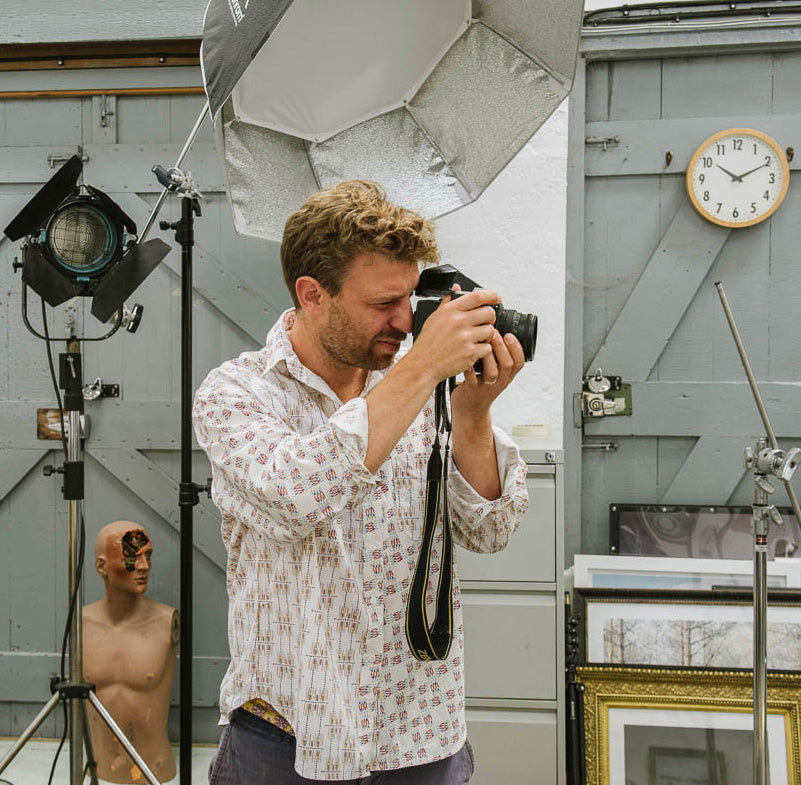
[
  {"x1": 449, "y1": 328, "x2": 525, "y2": 500},
  {"x1": 409, "y1": 289, "x2": 503, "y2": 383}
]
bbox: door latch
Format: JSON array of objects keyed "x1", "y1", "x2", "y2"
[{"x1": 575, "y1": 369, "x2": 632, "y2": 423}]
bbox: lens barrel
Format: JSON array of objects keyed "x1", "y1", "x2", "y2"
[{"x1": 495, "y1": 306, "x2": 537, "y2": 360}]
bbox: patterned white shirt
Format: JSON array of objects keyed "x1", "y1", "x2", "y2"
[{"x1": 193, "y1": 310, "x2": 528, "y2": 780}]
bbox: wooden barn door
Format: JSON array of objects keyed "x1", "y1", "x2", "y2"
[
  {"x1": 0, "y1": 62, "x2": 291, "y2": 739},
  {"x1": 568, "y1": 19, "x2": 801, "y2": 557}
]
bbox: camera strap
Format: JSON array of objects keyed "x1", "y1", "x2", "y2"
[{"x1": 405, "y1": 379, "x2": 454, "y2": 661}]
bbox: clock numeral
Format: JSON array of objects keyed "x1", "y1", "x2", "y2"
[
  {"x1": 703, "y1": 191, "x2": 710, "y2": 202},
  {"x1": 764, "y1": 191, "x2": 771, "y2": 200},
  {"x1": 732, "y1": 207, "x2": 739, "y2": 219},
  {"x1": 716, "y1": 144, "x2": 725, "y2": 155},
  {"x1": 769, "y1": 173, "x2": 775, "y2": 184},
  {"x1": 751, "y1": 202, "x2": 757, "y2": 214},
  {"x1": 733, "y1": 139, "x2": 743, "y2": 151},
  {"x1": 699, "y1": 173, "x2": 705, "y2": 184},
  {"x1": 716, "y1": 203, "x2": 722, "y2": 214},
  {"x1": 753, "y1": 143, "x2": 758, "y2": 154},
  {"x1": 703, "y1": 157, "x2": 713, "y2": 168},
  {"x1": 765, "y1": 155, "x2": 772, "y2": 165}
]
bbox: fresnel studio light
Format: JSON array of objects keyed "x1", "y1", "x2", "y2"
[{"x1": 5, "y1": 153, "x2": 170, "y2": 327}]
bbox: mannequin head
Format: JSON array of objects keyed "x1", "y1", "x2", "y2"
[{"x1": 95, "y1": 521, "x2": 153, "y2": 597}]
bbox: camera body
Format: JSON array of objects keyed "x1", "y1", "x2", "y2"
[{"x1": 412, "y1": 264, "x2": 537, "y2": 364}]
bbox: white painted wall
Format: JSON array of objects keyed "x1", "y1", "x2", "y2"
[{"x1": 438, "y1": 106, "x2": 569, "y2": 444}]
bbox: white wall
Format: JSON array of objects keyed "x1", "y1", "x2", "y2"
[{"x1": 437, "y1": 106, "x2": 569, "y2": 444}]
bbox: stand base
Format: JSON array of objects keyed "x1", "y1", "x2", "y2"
[{"x1": 0, "y1": 683, "x2": 162, "y2": 785}]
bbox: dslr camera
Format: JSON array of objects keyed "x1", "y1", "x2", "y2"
[{"x1": 412, "y1": 264, "x2": 537, "y2": 365}]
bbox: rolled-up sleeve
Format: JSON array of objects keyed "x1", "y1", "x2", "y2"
[{"x1": 447, "y1": 427, "x2": 528, "y2": 554}]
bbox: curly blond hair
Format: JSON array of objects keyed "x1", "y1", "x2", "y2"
[{"x1": 280, "y1": 180, "x2": 440, "y2": 308}]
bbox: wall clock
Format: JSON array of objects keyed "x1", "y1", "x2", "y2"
[{"x1": 686, "y1": 128, "x2": 790, "y2": 228}]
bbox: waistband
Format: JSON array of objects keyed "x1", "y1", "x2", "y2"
[{"x1": 241, "y1": 697, "x2": 295, "y2": 736}]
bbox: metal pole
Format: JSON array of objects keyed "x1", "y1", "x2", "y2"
[
  {"x1": 715, "y1": 282, "x2": 801, "y2": 524},
  {"x1": 68, "y1": 495, "x2": 85, "y2": 784},
  {"x1": 752, "y1": 452, "x2": 769, "y2": 785},
  {"x1": 140, "y1": 102, "x2": 209, "y2": 243}
]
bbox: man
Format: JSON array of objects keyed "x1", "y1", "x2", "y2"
[
  {"x1": 83, "y1": 521, "x2": 179, "y2": 783},
  {"x1": 193, "y1": 180, "x2": 529, "y2": 783}
]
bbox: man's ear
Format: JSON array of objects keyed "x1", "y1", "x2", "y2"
[
  {"x1": 295, "y1": 276, "x2": 328, "y2": 314},
  {"x1": 95, "y1": 556, "x2": 107, "y2": 578}
]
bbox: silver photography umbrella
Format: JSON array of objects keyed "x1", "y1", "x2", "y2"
[{"x1": 201, "y1": 0, "x2": 585, "y2": 241}]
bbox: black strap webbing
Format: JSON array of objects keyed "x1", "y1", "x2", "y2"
[{"x1": 405, "y1": 380, "x2": 454, "y2": 661}]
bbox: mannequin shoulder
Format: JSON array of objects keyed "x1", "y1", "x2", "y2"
[{"x1": 142, "y1": 599, "x2": 180, "y2": 645}]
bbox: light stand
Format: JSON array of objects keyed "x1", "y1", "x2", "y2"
[
  {"x1": 715, "y1": 282, "x2": 801, "y2": 785},
  {"x1": 0, "y1": 331, "x2": 161, "y2": 785},
  {"x1": 146, "y1": 103, "x2": 211, "y2": 785}
]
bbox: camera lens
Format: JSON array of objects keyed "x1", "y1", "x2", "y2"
[{"x1": 495, "y1": 307, "x2": 537, "y2": 360}]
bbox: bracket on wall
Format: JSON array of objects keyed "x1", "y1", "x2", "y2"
[{"x1": 574, "y1": 369, "x2": 632, "y2": 426}]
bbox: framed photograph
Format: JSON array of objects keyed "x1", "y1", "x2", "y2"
[
  {"x1": 609, "y1": 504, "x2": 801, "y2": 560},
  {"x1": 576, "y1": 665, "x2": 801, "y2": 785},
  {"x1": 574, "y1": 587, "x2": 801, "y2": 670},
  {"x1": 572, "y1": 554, "x2": 801, "y2": 590}
]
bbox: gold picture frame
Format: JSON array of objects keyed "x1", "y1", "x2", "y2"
[{"x1": 576, "y1": 665, "x2": 801, "y2": 785}]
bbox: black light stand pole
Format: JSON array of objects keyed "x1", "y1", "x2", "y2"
[
  {"x1": 158, "y1": 181, "x2": 204, "y2": 785},
  {"x1": 141, "y1": 101, "x2": 209, "y2": 785}
]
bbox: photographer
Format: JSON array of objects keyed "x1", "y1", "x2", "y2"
[{"x1": 193, "y1": 180, "x2": 529, "y2": 783}]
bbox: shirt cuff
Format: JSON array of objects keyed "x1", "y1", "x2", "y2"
[{"x1": 446, "y1": 427, "x2": 526, "y2": 512}]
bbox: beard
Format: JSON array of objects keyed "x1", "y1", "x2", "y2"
[{"x1": 318, "y1": 298, "x2": 406, "y2": 371}]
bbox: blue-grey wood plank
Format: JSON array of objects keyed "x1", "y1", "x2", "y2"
[
  {"x1": 0, "y1": 449, "x2": 49, "y2": 501},
  {"x1": 586, "y1": 201, "x2": 730, "y2": 380},
  {"x1": 86, "y1": 447, "x2": 226, "y2": 570},
  {"x1": 585, "y1": 382, "x2": 801, "y2": 437},
  {"x1": 585, "y1": 114, "x2": 801, "y2": 178},
  {"x1": 662, "y1": 53, "x2": 773, "y2": 119},
  {"x1": 3, "y1": 401, "x2": 180, "y2": 449},
  {"x1": 660, "y1": 436, "x2": 748, "y2": 505},
  {"x1": 0, "y1": 652, "x2": 225, "y2": 707},
  {"x1": 113, "y1": 193, "x2": 283, "y2": 343}
]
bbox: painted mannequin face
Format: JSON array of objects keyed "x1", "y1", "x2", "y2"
[{"x1": 96, "y1": 522, "x2": 153, "y2": 596}]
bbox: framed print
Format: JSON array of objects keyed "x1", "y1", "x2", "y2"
[
  {"x1": 609, "y1": 504, "x2": 801, "y2": 560},
  {"x1": 576, "y1": 665, "x2": 801, "y2": 785},
  {"x1": 572, "y1": 554, "x2": 801, "y2": 590},
  {"x1": 574, "y1": 588, "x2": 801, "y2": 670}
]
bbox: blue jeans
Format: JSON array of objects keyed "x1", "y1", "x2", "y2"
[{"x1": 209, "y1": 709, "x2": 475, "y2": 784}]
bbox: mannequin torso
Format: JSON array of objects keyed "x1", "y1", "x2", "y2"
[{"x1": 82, "y1": 522, "x2": 179, "y2": 783}]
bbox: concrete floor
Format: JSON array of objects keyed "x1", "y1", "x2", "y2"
[{"x1": 0, "y1": 739, "x2": 216, "y2": 785}]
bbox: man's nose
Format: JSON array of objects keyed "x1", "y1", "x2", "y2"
[
  {"x1": 390, "y1": 298, "x2": 413, "y2": 334},
  {"x1": 135, "y1": 553, "x2": 150, "y2": 570}
]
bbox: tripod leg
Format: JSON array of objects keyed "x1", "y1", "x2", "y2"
[
  {"x1": 81, "y1": 700, "x2": 99, "y2": 785},
  {"x1": 0, "y1": 691, "x2": 62, "y2": 775},
  {"x1": 87, "y1": 691, "x2": 162, "y2": 785}
]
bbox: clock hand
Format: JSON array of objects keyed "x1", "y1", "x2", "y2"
[
  {"x1": 715, "y1": 163, "x2": 743, "y2": 182},
  {"x1": 736, "y1": 162, "x2": 770, "y2": 180}
]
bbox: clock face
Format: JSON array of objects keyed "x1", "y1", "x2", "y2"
[{"x1": 686, "y1": 128, "x2": 790, "y2": 228}]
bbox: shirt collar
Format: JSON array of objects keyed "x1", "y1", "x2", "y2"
[{"x1": 260, "y1": 308, "x2": 389, "y2": 401}]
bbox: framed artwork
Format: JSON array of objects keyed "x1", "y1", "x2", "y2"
[
  {"x1": 574, "y1": 587, "x2": 801, "y2": 670},
  {"x1": 608, "y1": 504, "x2": 801, "y2": 560},
  {"x1": 572, "y1": 554, "x2": 801, "y2": 590},
  {"x1": 576, "y1": 665, "x2": 801, "y2": 785}
]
